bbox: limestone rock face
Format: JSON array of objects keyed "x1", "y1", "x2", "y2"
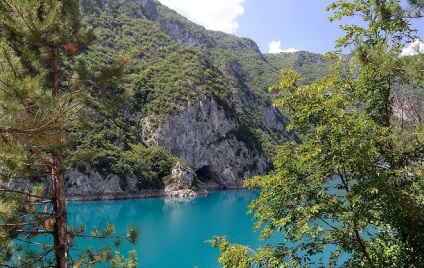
[
  {"x1": 65, "y1": 168, "x2": 124, "y2": 196},
  {"x1": 165, "y1": 189, "x2": 198, "y2": 198},
  {"x1": 142, "y1": 96, "x2": 267, "y2": 188},
  {"x1": 170, "y1": 162, "x2": 196, "y2": 188},
  {"x1": 63, "y1": 164, "x2": 198, "y2": 199},
  {"x1": 158, "y1": 18, "x2": 207, "y2": 47},
  {"x1": 5, "y1": 179, "x2": 37, "y2": 192},
  {"x1": 241, "y1": 95, "x2": 300, "y2": 143}
]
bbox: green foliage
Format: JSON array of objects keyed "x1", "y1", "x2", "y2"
[
  {"x1": 67, "y1": 114, "x2": 181, "y2": 189},
  {"x1": 79, "y1": 8, "x2": 228, "y2": 121},
  {"x1": 110, "y1": 250, "x2": 138, "y2": 268},
  {"x1": 212, "y1": 0, "x2": 424, "y2": 267},
  {"x1": 265, "y1": 51, "x2": 333, "y2": 85},
  {"x1": 0, "y1": 1, "x2": 140, "y2": 267},
  {"x1": 209, "y1": 236, "x2": 253, "y2": 268},
  {"x1": 209, "y1": 236, "x2": 286, "y2": 268},
  {"x1": 116, "y1": 145, "x2": 177, "y2": 189},
  {"x1": 133, "y1": 47, "x2": 227, "y2": 121}
]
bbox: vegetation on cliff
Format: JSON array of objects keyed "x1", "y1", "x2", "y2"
[
  {"x1": 264, "y1": 51, "x2": 333, "y2": 85},
  {"x1": 65, "y1": 0, "x2": 299, "y2": 190}
]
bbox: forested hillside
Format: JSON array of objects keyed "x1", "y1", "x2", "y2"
[
  {"x1": 264, "y1": 51, "x2": 332, "y2": 85},
  {"x1": 1, "y1": 0, "x2": 335, "y2": 200},
  {"x1": 54, "y1": 0, "x2": 304, "y2": 198}
]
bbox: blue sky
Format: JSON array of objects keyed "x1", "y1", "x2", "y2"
[
  {"x1": 235, "y1": 0, "x2": 339, "y2": 54},
  {"x1": 157, "y1": 0, "x2": 424, "y2": 55}
]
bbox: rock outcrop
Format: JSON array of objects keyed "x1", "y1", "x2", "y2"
[
  {"x1": 142, "y1": 96, "x2": 267, "y2": 188},
  {"x1": 170, "y1": 162, "x2": 196, "y2": 187},
  {"x1": 63, "y1": 163, "x2": 199, "y2": 200},
  {"x1": 65, "y1": 168, "x2": 124, "y2": 196}
]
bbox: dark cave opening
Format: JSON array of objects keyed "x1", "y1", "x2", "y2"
[{"x1": 195, "y1": 165, "x2": 213, "y2": 182}]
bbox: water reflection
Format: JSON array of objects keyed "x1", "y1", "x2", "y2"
[
  {"x1": 68, "y1": 201, "x2": 126, "y2": 228},
  {"x1": 163, "y1": 195, "x2": 196, "y2": 211},
  {"x1": 66, "y1": 189, "x2": 273, "y2": 268}
]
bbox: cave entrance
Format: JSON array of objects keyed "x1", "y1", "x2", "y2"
[{"x1": 195, "y1": 165, "x2": 213, "y2": 182}]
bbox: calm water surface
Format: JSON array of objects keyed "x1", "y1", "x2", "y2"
[{"x1": 67, "y1": 190, "x2": 280, "y2": 268}]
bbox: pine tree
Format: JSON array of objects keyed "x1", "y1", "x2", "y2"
[{"x1": 0, "y1": 1, "x2": 138, "y2": 267}]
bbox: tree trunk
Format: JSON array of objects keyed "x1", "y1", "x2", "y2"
[
  {"x1": 51, "y1": 149, "x2": 69, "y2": 268},
  {"x1": 50, "y1": 44, "x2": 69, "y2": 268},
  {"x1": 354, "y1": 229, "x2": 375, "y2": 268}
]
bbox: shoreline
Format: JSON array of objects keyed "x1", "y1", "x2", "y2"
[
  {"x1": 65, "y1": 188, "x2": 208, "y2": 202},
  {"x1": 65, "y1": 183, "x2": 245, "y2": 202}
]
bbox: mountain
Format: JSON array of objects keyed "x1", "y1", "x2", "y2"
[
  {"x1": 60, "y1": 0, "x2": 313, "y2": 199},
  {"x1": 264, "y1": 51, "x2": 332, "y2": 85}
]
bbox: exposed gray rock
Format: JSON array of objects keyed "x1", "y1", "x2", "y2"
[
  {"x1": 136, "y1": 0, "x2": 159, "y2": 20},
  {"x1": 123, "y1": 173, "x2": 139, "y2": 193},
  {"x1": 64, "y1": 162, "x2": 199, "y2": 198},
  {"x1": 165, "y1": 189, "x2": 198, "y2": 198},
  {"x1": 4, "y1": 179, "x2": 38, "y2": 192},
  {"x1": 158, "y1": 19, "x2": 207, "y2": 47},
  {"x1": 170, "y1": 162, "x2": 196, "y2": 188},
  {"x1": 241, "y1": 95, "x2": 299, "y2": 142},
  {"x1": 142, "y1": 96, "x2": 267, "y2": 188},
  {"x1": 241, "y1": 37, "x2": 263, "y2": 55},
  {"x1": 65, "y1": 168, "x2": 123, "y2": 196},
  {"x1": 394, "y1": 96, "x2": 423, "y2": 124}
]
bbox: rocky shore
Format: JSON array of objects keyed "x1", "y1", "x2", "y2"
[
  {"x1": 66, "y1": 188, "x2": 209, "y2": 202},
  {"x1": 4, "y1": 176, "x2": 227, "y2": 202}
]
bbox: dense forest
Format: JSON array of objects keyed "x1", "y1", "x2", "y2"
[{"x1": 1, "y1": 0, "x2": 424, "y2": 267}]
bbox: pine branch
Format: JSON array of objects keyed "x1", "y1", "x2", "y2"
[
  {"x1": 0, "y1": 188, "x2": 51, "y2": 200},
  {"x1": 15, "y1": 237, "x2": 52, "y2": 247},
  {"x1": 73, "y1": 232, "x2": 127, "y2": 241},
  {"x1": 2, "y1": 49, "x2": 17, "y2": 78},
  {"x1": 19, "y1": 247, "x2": 55, "y2": 268},
  {"x1": 29, "y1": 146, "x2": 58, "y2": 173}
]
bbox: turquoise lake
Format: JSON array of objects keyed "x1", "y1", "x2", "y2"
[{"x1": 67, "y1": 190, "x2": 281, "y2": 268}]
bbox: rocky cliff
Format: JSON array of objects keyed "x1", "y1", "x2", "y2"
[
  {"x1": 143, "y1": 96, "x2": 267, "y2": 188},
  {"x1": 56, "y1": 0, "x2": 299, "y2": 199}
]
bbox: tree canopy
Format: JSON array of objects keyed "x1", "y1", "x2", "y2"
[
  {"x1": 0, "y1": 1, "x2": 138, "y2": 267},
  {"x1": 211, "y1": 0, "x2": 424, "y2": 267}
]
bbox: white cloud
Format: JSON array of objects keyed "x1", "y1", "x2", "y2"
[
  {"x1": 401, "y1": 40, "x2": 424, "y2": 56},
  {"x1": 268, "y1": 40, "x2": 283, "y2": 53},
  {"x1": 158, "y1": 0, "x2": 245, "y2": 34},
  {"x1": 268, "y1": 40, "x2": 300, "y2": 54}
]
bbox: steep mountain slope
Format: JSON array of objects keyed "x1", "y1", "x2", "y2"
[
  {"x1": 63, "y1": 0, "x2": 298, "y2": 199},
  {"x1": 264, "y1": 51, "x2": 332, "y2": 85}
]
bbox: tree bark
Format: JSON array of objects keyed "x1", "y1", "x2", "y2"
[
  {"x1": 50, "y1": 44, "x2": 69, "y2": 268},
  {"x1": 354, "y1": 229, "x2": 375, "y2": 268},
  {"x1": 51, "y1": 148, "x2": 68, "y2": 268}
]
